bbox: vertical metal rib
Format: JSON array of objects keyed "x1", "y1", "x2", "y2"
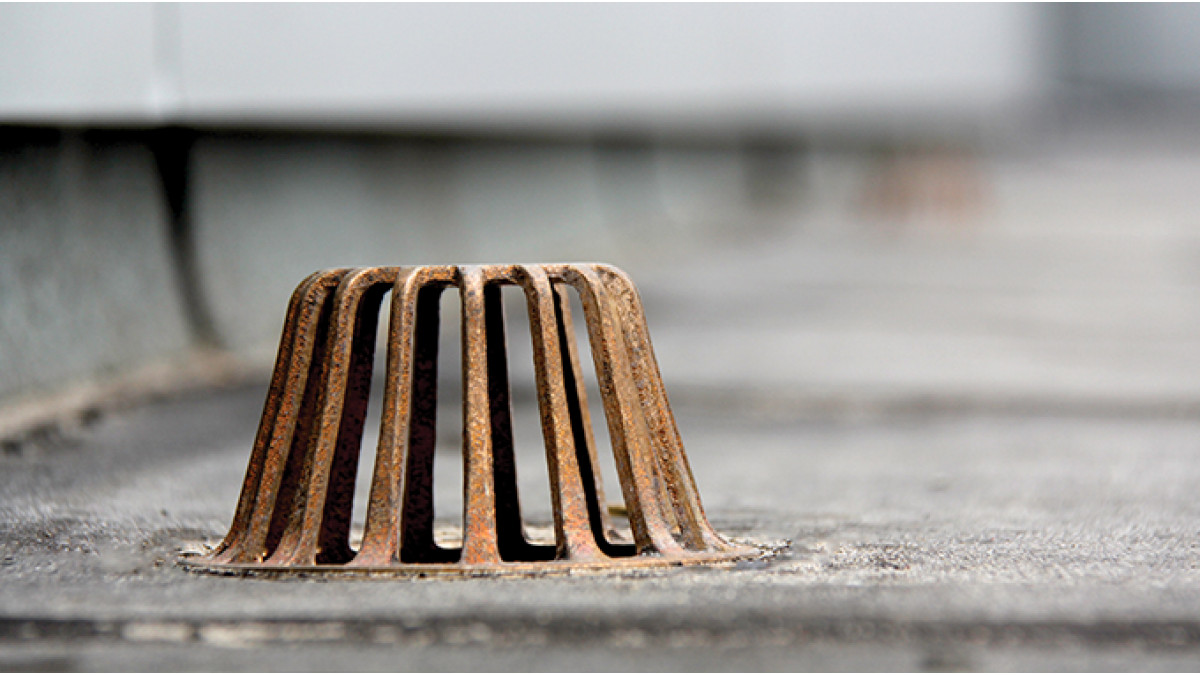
[
  {"x1": 552, "y1": 284, "x2": 622, "y2": 546},
  {"x1": 597, "y1": 263, "x2": 734, "y2": 552},
  {"x1": 594, "y1": 264, "x2": 721, "y2": 551},
  {"x1": 212, "y1": 269, "x2": 343, "y2": 562},
  {"x1": 459, "y1": 267, "x2": 501, "y2": 564},
  {"x1": 517, "y1": 266, "x2": 604, "y2": 561},
  {"x1": 269, "y1": 268, "x2": 396, "y2": 565},
  {"x1": 554, "y1": 265, "x2": 685, "y2": 555},
  {"x1": 316, "y1": 276, "x2": 395, "y2": 561},
  {"x1": 352, "y1": 267, "x2": 422, "y2": 566},
  {"x1": 399, "y1": 281, "x2": 452, "y2": 563},
  {"x1": 236, "y1": 269, "x2": 347, "y2": 563},
  {"x1": 266, "y1": 268, "x2": 375, "y2": 564}
]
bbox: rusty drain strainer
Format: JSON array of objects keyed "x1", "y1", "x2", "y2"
[{"x1": 187, "y1": 263, "x2": 764, "y2": 576}]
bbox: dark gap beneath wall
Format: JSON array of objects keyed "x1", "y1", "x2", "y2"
[{"x1": 148, "y1": 126, "x2": 222, "y2": 349}]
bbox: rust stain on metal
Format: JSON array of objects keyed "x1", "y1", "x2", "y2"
[{"x1": 188, "y1": 264, "x2": 763, "y2": 576}]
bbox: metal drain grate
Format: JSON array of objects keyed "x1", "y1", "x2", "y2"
[{"x1": 187, "y1": 264, "x2": 761, "y2": 576}]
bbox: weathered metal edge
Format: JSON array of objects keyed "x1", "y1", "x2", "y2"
[{"x1": 177, "y1": 539, "x2": 780, "y2": 579}]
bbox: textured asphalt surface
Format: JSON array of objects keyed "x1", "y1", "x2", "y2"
[{"x1": 5, "y1": 147, "x2": 1200, "y2": 670}]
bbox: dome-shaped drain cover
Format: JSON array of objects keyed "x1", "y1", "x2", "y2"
[{"x1": 185, "y1": 264, "x2": 764, "y2": 576}]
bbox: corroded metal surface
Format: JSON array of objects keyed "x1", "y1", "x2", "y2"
[{"x1": 188, "y1": 264, "x2": 762, "y2": 576}]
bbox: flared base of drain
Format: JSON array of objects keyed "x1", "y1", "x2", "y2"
[{"x1": 179, "y1": 542, "x2": 773, "y2": 579}]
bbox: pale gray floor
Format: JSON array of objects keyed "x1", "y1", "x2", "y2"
[{"x1": 5, "y1": 143, "x2": 1200, "y2": 671}]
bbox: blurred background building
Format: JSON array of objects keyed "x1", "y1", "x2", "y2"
[{"x1": 3, "y1": 3, "x2": 1200, "y2": 417}]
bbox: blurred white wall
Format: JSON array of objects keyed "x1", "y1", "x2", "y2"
[
  {"x1": 0, "y1": 4, "x2": 162, "y2": 121},
  {"x1": 0, "y1": 3, "x2": 1047, "y2": 133}
]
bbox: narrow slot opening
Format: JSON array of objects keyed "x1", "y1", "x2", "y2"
[
  {"x1": 501, "y1": 284, "x2": 556, "y2": 550},
  {"x1": 348, "y1": 288, "x2": 393, "y2": 553},
  {"x1": 434, "y1": 286, "x2": 465, "y2": 555},
  {"x1": 314, "y1": 282, "x2": 392, "y2": 564},
  {"x1": 562, "y1": 283, "x2": 635, "y2": 549}
]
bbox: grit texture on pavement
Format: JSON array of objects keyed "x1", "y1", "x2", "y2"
[{"x1": 5, "y1": 147, "x2": 1200, "y2": 671}]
